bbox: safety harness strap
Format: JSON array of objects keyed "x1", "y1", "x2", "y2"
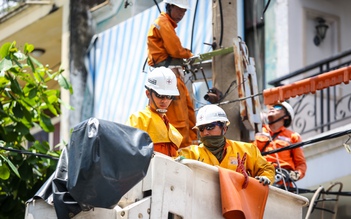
[{"x1": 260, "y1": 131, "x2": 281, "y2": 153}]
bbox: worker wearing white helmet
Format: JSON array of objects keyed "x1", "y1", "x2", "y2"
[
  {"x1": 178, "y1": 104, "x2": 275, "y2": 186},
  {"x1": 144, "y1": 66, "x2": 180, "y2": 113},
  {"x1": 147, "y1": 0, "x2": 197, "y2": 150},
  {"x1": 255, "y1": 101, "x2": 307, "y2": 186},
  {"x1": 146, "y1": 0, "x2": 197, "y2": 149},
  {"x1": 147, "y1": 0, "x2": 192, "y2": 67},
  {"x1": 267, "y1": 101, "x2": 295, "y2": 127},
  {"x1": 126, "y1": 67, "x2": 183, "y2": 157},
  {"x1": 163, "y1": 0, "x2": 190, "y2": 10}
]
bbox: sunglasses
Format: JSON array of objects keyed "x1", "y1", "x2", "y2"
[
  {"x1": 154, "y1": 92, "x2": 174, "y2": 100},
  {"x1": 198, "y1": 122, "x2": 224, "y2": 132},
  {"x1": 273, "y1": 105, "x2": 283, "y2": 110}
]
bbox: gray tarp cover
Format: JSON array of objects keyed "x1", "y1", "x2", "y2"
[{"x1": 29, "y1": 118, "x2": 153, "y2": 219}]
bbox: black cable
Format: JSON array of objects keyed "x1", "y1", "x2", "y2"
[
  {"x1": 261, "y1": 0, "x2": 271, "y2": 20},
  {"x1": 153, "y1": 0, "x2": 161, "y2": 13},
  {"x1": 190, "y1": 0, "x2": 199, "y2": 52},
  {"x1": 288, "y1": 187, "x2": 351, "y2": 196},
  {"x1": 218, "y1": 0, "x2": 224, "y2": 47},
  {"x1": 124, "y1": 0, "x2": 132, "y2": 8},
  {"x1": 0, "y1": 146, "x2": 59, "y2": 160},
  {"x1": 193, "y1": 92, "x2": 263, "y2": 111},
  {"x1": 262, "y1": 128, "x2": 351, "y2": 156},
  {"x1": 218, "y1": 79, "x2": 236, "y2": 102},
  {"x1": 142, "y1": 57, "x2": 148, "y2": 73}
]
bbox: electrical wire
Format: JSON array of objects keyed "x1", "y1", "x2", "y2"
[
  {"x1": 216, "y1": 92, "x2": 263, "y2": 106},
  {"x1": 218, "y1": 79, "x2": 236, "y2": 102},
  {"x1": 0, "y1": 146, "x2": 59, "y2": 160},
  {"x1": 261, "y1": 0, "x2": 271, "y2": 20},
  {"x1": 194, "y1": 92, "x2": 263, "y2": 111},
  {"x1": 190, "y1": 0, "x2": 199, "y2": 52},
  {"x1": 262, "y1": 128, "x2": 351, "y2": 156},
  {"x1": 218, "y1": 0, "x2": 224, "y2": 47},
  {"x1": 153, "y1": 0, "x2": 161, "y2": 13},
  {"x1": 287, "y1": 187, "x2": 351, "y2": 197}
]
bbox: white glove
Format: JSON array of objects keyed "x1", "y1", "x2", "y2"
[
  {"x1": 255, "y1": 176, "x2": 271, "y2": 186},
  {"x1": 289, "y1": 170, "x2": 301, "y2": 181},
  {"x1": 190, "y1": 54, "x2": 200, "y2": 61}
]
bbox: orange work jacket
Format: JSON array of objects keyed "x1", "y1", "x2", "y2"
[
  {"x1": 254, "y1": 124, "x2": 307, "y2": 179},
  {"x1": 147, "y1": 12, "x2": 193, "y2": 66}
]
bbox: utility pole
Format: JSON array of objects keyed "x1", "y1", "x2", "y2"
[
  {"x1": 212, "y1": 0, "x2": 240, "y2": 140},
  {"x1": 69, "y1": 0, "x2": 94, "y2": 127}
]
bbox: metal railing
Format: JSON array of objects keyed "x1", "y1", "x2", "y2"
[
  {"x1": 267, "y1": 49, "x2": 351, "y2": 138},
  {"x1": 0, "y1": 0, "x2": 25, "y2": 19},
  {"x1": 0, "y1": 0, "x2": 55, "y2": 22}
]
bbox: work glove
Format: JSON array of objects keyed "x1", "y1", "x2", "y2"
[
  {"x1": 289, "y1": 170, "x2": 301, "y2": 181},
  {"x1": 204, "y1": 87, "x2": 223, "y2": 104},
  {"x1": 184, "y1": 55, "x2": 199, "y2": 66},
  {"x1": 255, "y1": 176, "x2": 271, "y2": 186},
  {"x1": 236, "y1": 153, "x2": 248, "y2": 188}
]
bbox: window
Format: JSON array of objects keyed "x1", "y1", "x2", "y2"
[
  {"x1": 27, "y1": 117, "x2": 61, "y2": 151},
  {"x1": 244, "y1": 0, "x2": 265, "y2": 91}
]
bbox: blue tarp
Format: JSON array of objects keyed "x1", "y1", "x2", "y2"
[{"x1": 84, "y1": 1, "x2": 212, "y2": 123}]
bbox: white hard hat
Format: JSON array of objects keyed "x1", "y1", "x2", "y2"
[
  {"x1": 163, "y1": 0, "x2": 190, "y2": 9},
  {"x1": 145, "y1": 67, "x2": 179, "y2": 96},
  {"x1": 195, "y1": 105, "x2": 230, "y2": 127},
  {"x1": 278, "y1": 101, "x2": 294, "y2": 127}
]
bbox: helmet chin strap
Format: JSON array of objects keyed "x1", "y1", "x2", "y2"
[
  {"x1": 150, "y1": 90, "x2": 168, "y2": 113},
  {"x1": 221, "y1": 125, "x2": 227, "y2": 136},
  {"x1": 156, "y1": 109, "x2": 168, "y2": 113},
  {"x1": 268, "y1": 115, "x2": 286, "y2": 125}
]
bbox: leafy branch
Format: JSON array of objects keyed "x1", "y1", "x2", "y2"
[{"x1": 0, "y1": 41, "x2": 73, "y2": 218}]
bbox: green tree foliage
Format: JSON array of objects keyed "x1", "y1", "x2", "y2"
[{"x1": 0, "y1": 41, "x2": 73, "y2": 218}]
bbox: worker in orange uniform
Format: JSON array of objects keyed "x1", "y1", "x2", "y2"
[
  {"x1": 147, "y1": 0, "x2": 197, "y2": 148},
  {"x1": 178, "y1": 104, "x2": 275, "y2": 185},
  {"x1": 126, "y1": 67, "x2": 183, "y2": 157},
  {"x1": 254, "y1": 102, "x2": 307, "y2": 186}
]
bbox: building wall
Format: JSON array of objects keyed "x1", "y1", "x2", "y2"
[
  {"x1": 264, "y1": 1, "x2": 351, "y2": 217},
  {"x1": 264, "y1": 0, "x2": 289, "y2": 88},
  {"x1": 298, "y1": 123, "x2": 351, "y2": 218},
  {"x1": 289, "y1": 0, "x2": 351, "y2": 73},
  {"x1": 265, "y1": 0, "x2": 351, "y2": 87},
  {"x1": 268, "y1": 1, "x2": 351, "y2": 217},
  {"x1": 92, "y1": 0, "x2": 162, "y2": 33}
]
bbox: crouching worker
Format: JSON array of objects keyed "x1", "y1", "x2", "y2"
[
  {"x1": 126, "y1": 67, "x2": 183, "y2": 157},
  {"x1": 178, "y1": 104, "x2": 275, "y2": 185}
]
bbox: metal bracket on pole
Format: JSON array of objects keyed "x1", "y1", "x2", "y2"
[
  {"x1": 233, "y1": 37, "x2": 262, "y2": 140},
  {"x1": 184, "y1": 47, "x2": 234, "y2": 77},
  {"x1": 187, "y1": 47, "x2": 234, "y2": 65}
]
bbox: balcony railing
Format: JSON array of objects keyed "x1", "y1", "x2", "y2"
[
  {"x1": 0, "y1": 0, "x2": 25, "y2": 20},
  {"x1": 0, "y1": 0, "x2": 57, "y2": 22},
  {"x1": 0, "y1": 0, "x2": 106, "y2": 22},
  {"x1": 267, "y1": 49, "x2": 351, "y2": 139}
]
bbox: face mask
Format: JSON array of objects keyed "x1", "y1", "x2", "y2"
[{"x1": 200, "y1": 135, "x2": 226, "y2": 161}]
